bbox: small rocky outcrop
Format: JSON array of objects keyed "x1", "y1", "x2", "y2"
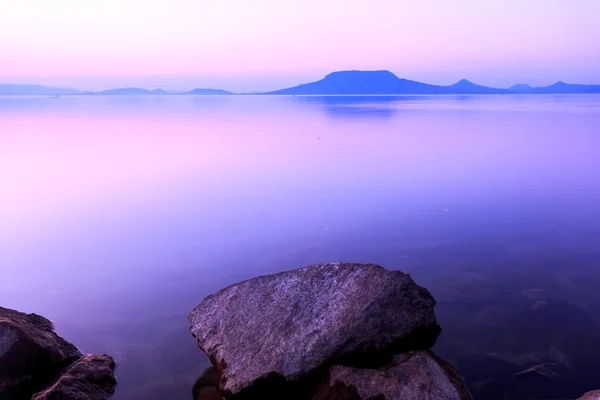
[
  {"x1": 32, "y1": 354, "x2": 117, "y2": 400},
  {"x1": 314, "y1": 351, "x2": 471, "y2": 400},
  {"x1": 0, "y1": 307, "x2": 82, "y2": 399},
  {"x1": 0, "y1": 307, "x2": 117, "y2": 400},
  {"x1": 189, "y1": 262, "x2": 468, "y2": 399}
]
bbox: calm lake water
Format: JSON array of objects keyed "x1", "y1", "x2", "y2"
[{"x1": 2, "y1": 95, "x2": 600, "y2": 399}]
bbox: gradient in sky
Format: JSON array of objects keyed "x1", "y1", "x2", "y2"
[{"x1": 1, "y1": 0, "x2": 600, "y2": 91}]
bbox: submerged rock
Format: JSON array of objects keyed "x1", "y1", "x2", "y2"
[
  {"x1": 315, "y1": 351, "x2": 472, "y2": 400},
  {"x1": 579, "y1": 390, "x2": 600, "y2": 400},
  {"x1": 193, "y1": 366, "x2": 223, "y2": 400},
  {"x1": 32, "y1": 354, "x2": 117, "y2": 400},
  {"x1": 189, "y1": 262, "x2": 440, "y2": 396},
  {"x1": 0, "y1": 307, "x2": 82, "y2": 399}
]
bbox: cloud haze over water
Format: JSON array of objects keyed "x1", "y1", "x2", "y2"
[{"x1": 1, "y1": 0, "x2": 600, "y2": 91}]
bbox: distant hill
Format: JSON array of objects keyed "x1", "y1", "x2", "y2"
[
  {"x1": 82, "y1": 87, "x2": 232, "y2": 95},
  {"x1": 509, "y1": 84, "x2": 534, "y2": 92},
  {"x1": 3, "y1": 74, "x2": 600, "y2": 96},
  {"x1": 448, "y1": 79, "x2": 507, "y2": 94},
  {"x1": 83, "y1": 88, "x2": 172, "y2": 95},
  {"x1": 265, "y1": 71, "x2": 600, "y2": 95},
  {"x1": 184, "y1": 88, "x2": 232, "y2": 95},
  {"x1": 266, "y1": 70, "x2": 462, "y2": 95},
  {"x1": 0, "y1": 84, "x2": 81, "y2": 95},
  {"x1": 531, "y1": 81, "x2": 600, "y2": 94},
  {"x1": 508, "y1": 82, "x2": 600, "y2": 94}
]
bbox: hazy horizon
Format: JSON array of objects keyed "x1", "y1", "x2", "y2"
[
  {"x1": 2, "y1": 0, "x2": 600, "y2": 92},
  {"x1": 3, "y1": 70, "x2": 600, "y2": 93}
]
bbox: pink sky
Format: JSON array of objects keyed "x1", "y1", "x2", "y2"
[{"x1": 1, "y1": 0, "x2": 600, "y2": 91}]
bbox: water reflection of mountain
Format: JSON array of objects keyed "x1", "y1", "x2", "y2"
[
  {"x1": 289, "y1": 95, "x2": 488, "y2": 119},
  {"x1": 290, "y1": 95, "x2": 430, "y2": 119}
]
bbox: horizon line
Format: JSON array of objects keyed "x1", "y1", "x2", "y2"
[{"x1": 1, "y1": 70, "x2": 599, "y2": 95}]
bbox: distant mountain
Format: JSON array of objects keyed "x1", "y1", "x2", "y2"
[
  {"x1": 83, "y1": 87, "x2": 232, "y2": 95},
  {"x1": 184, "y1": 88, "x2": 232, "y2": 95},
  {"x1": 151, "y1": 89, "x2": 171, "y2": 95},
  {"x1": 0, "y1": 84, "x2": 81, "y2": 95},
  {"x1": 266, "y1": 71, "x2": 600, "y2": 95},
  {"x1": 532, "y1": 81, "x2": 600, "y2": 94},
  {"x1": 84, "y1": 88, "x2": 172, "y2": 95},
  {"x1": 448, "y1": 79, "x2": 507, "y2": 94},
  {"x1": 266, "y1": 70, "x2": 467, "y2": 95},
  {"x1": 3, "y1": 74, "x2": 600, "y2": 96},
  {"x1": 509, "y1": 84, "x2": 534, "y2": 92},
  {"x1": 507, "y1": 82, "x2": 600, "y2": 94},
  {"x1": 265, "y1": 71, "x2": 518, "y2": 95}
]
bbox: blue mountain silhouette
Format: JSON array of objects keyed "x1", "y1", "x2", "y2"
[
  {"x1": 0, "y1": 84, "x2": 81, "y2": 95},
  {"x1": 3, "y1": 71, "x2": 600, "y2": 95},
  {"x1": 267, "y1": 71, "x2": 600, "y2": 95},
  {"x1": 267, "y1": 70, "x2": 459, "y2": 95},
  {"x1": 531, "y1": 81, "x2": 600, "y2": 94},
  {"x1": 448, "y1": 79, "x2": 506, "y2": 94},
  {"x1": 83, "y1": 88, "x2": 171, "y2": 95},
  {"x1": 184, "y1": 88, "x2": 232, "y2": 95}
]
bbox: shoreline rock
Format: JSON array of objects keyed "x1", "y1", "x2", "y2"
[
  {"x1": 0, "y1": 307, "x2": 83, "y2": 399},
  {"x1": 315, "y1": 351, "x2": 472, "y2": 400},
  {"x1": 32, "y1": 354, "x2": 117, "y2": 400},
  {"x1": 0, "y1": 307, "x2": 117, "y2": 400},
  {"x1": 189, "y1": 262, "x2": 469, "y2": 399}
]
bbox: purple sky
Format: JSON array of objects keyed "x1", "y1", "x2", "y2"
[{"x1": 1, "y1": 0, "x2": 599, "y2": 91}]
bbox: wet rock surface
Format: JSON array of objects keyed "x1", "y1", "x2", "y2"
[
  {"x1": 190, "y1": 262, "x2": 471, "y2": 399},
  {"x1": 0, "y1": 307, "x2": 117, "y2": 400},
  {"x1": 0, "y1": 307, "x2": 83, "y2": 400},
  {"x1": 189, "y1": 262, "x2": 439, "y2": 395},
  {"x1": 316, "y1": 351, "x2": 471, "y2": 400},
  {"x1": 32, "y1": 354, "x2": 117, "y2": 400}
]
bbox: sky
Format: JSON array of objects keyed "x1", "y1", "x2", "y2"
[{"x1": 1, "y1": 0, "x2": 600, "y2": 92}]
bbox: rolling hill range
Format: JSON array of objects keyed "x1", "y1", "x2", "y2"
[
  {"x1": 0, "y1": 84, "x2": 81, "y2": 95},
  {"x1": 2, "y1": 71, "x2": 600, "y2": 95},
  {"x1": 266, "y1": 71, "x2": 600, "y2": 95}
]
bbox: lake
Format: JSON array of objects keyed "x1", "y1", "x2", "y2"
[{"x1": 2, "y1": 94, "x2": 600, "y2": 399}]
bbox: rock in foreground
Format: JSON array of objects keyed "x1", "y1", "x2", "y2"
[
  {"x1": 189, "y1": 262, "x2": 440, "y2": 396},
  {"x1": 314, "y1": 351, "x2": 472, "y2": 400},
  {"x1": 0, "y1": 307, "x2": 82, "y2": 399},
  {"x1": 0, "y1": 307, "x2": 117, "y2": 400},
  {"x1": 32, "y1": 354, "x2": 117, "y2": 400}
]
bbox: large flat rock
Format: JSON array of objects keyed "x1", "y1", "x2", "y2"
[
  {"x1": 189, "y1": 262, "x2": 439, "y2": 395},
  {"x1": 0, "y1": 307, "x2": 82, "y2": 400}
]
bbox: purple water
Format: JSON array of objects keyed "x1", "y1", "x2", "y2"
[{"x1": 2, "y1": 94, "x2": 600, "y2": 399}]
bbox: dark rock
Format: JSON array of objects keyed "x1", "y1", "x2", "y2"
[
  {"x1": 0, "y1": 307, "x2": 82, "y2": 400},
  {"x1": 315, "y1": 351, "x2": 472, "y2": 400},
  {"x1": 579, "y1": 390, "x2": 600, "y2": 400},
  {"x1": 32, "y1": 354, "x2": 117, "y2": 400},
  {"x1": 189, "y1": 262, "x2": 439, "y2": 396}
]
